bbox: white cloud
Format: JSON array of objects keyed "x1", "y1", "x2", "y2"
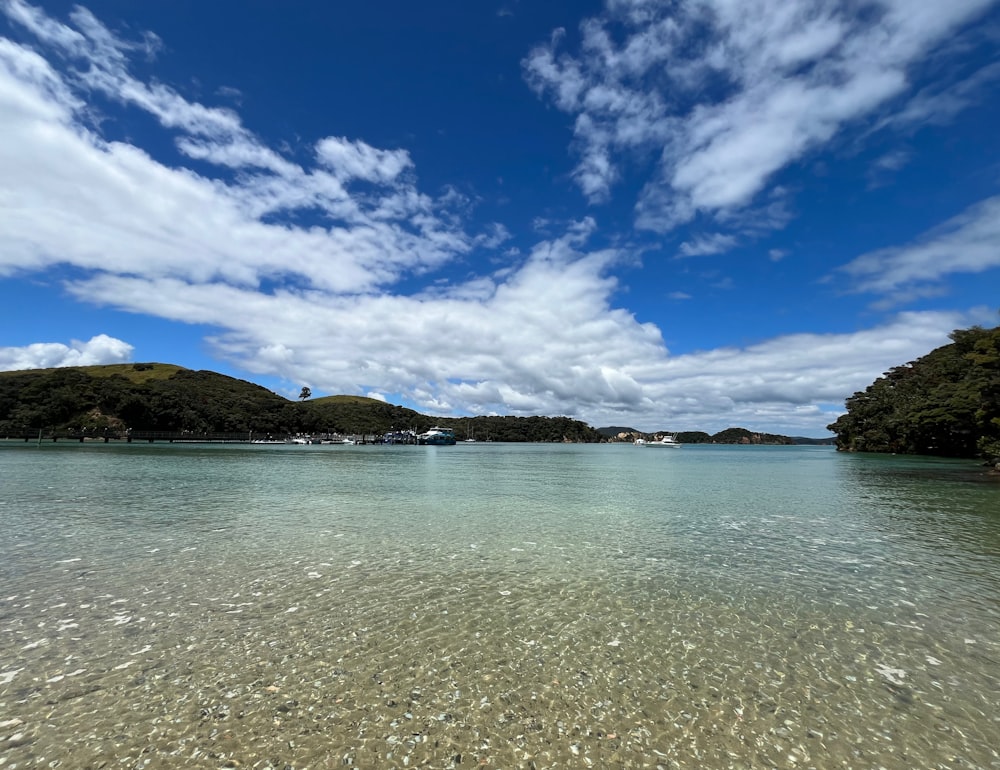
[
  {"x1": 878, "y1": 57, "x2": 1000, "y2": 134},
  {"x1": 580, "y1": 308, "x2": 993, "y2": 433},
  {"x1": 524, "y1": 0, "x2": 997, "y2": 231},
  {"x1": 61, "y1": 227, "x2": 667, "y2": 419},
  {"x1": 677, "y1": 233, "x2": 737, "y2": 257},
  {"x1": 839, "y1": 196, "x2": 1000, "y2": 299},
  {"x1": 0, "y1": 1, "x2": 473, "y2": 292},
  {"x1": 62, "y1": 261, "x2": 988, "y2": 435},
  {"x1": 1, "y1": 1, "x2": 993, "y2": 438},
  {"x1": 315, "y1": 137, "x2": 413, "y2": 183},
  {"x1": 0, "y1": 334, "x2": 133, "y2": 370},
  {"x1": 866, "y1": 149, "x2": 913, "y2": 187}
]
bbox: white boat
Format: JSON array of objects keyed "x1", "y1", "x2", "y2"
[
  {"x1": 636, "y1": 434, "x2": 681, "y2": 447},
  {"x1": 417, "y1": 427, "x2": 456, "y2": 445}
]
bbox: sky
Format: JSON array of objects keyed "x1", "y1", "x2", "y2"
[{"x1": 1, "y1": 0, "x2": 999, "y2": 436}]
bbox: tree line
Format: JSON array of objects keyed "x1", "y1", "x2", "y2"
[
  {"x1": 0, "y1": 364, "x2": 604, "y2": 442},
  {"x1": 827, "y1": 324, "x2": 1000, "y2": 460}
]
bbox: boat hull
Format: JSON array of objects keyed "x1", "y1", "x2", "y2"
[
  {"x1": 635, "y1": 435, "x2": 682, "y2": 447},
  {"x1": 417, "y1": 427, "x2": 456, "y2": 445}
]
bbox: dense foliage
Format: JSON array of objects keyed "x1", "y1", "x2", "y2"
[
  {"x1": 707, "y1": 428, "x2": 794, "y2": 445},
  {"x1": 827, "y1": 325, "x2": 1000, "y2": 459},
  {"x1": 448, "y1": 415, "x2": 603, "y2": 443},
  {"x1": 0, "y1": 366, "x2": 291, "y2": 434},
  {"x1": 0, "y1": 364, "x2": 603, "y2": 442}
]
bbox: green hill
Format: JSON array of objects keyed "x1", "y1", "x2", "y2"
[
  {"x1": 0, "y1": 363, "x2": 602, "y2": 442},
  {"x1": 828, "y1": 324, "x2": 1000, "y2": 459}
]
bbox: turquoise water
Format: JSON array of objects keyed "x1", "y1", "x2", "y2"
[{"x1": 1, "y1": 442, "x2": 998, "y2": 768}]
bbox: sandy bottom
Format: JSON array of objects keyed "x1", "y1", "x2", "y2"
[{"x1": 2, "y1": 545, "x2": 1000, "y2": 770}]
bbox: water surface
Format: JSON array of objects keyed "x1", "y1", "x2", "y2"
[{"x1": 1, "y1": 442, "x2": 998, "y2": 768}]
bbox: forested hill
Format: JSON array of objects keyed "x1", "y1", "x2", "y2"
[
  {"x1": 596, "y1": 426, "x2": 821, "y2": 444},
  {"x1": 827, "y1": 324, "x2": 1000, "y2": 460},
  {"x1": 0, "y1": 363, "x2": 602, "y2": 442}
]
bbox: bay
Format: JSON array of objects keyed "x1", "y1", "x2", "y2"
[{"x1": 1, "y1": 442, "x2": 998, "y2": 768}]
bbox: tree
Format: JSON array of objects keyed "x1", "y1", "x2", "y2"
[
  {"x1": 299, "y1": 386, "x2": 311, "y2": 401},
  {"x1": 828, "y1": 324, "x2": 1000, "y2": 459}
]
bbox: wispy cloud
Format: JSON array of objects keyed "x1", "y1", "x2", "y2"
[
  {"x1": 839, "y1": 196, "x2": 1000, "y2": 301},
  {"x1": 880, "y1": 61, "x2": 1000, "y2": 132},
  {"x1": 524, "y1": 0, "x2": 997, "y2": 232},
  {"x1": 677, "y1": 233, "x2": 737, "y2": 257},
  {"x1": 0, "y1": 0, "x2": 472, "y2": 292}
]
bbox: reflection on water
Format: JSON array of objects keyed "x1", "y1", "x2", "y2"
[
  {"x1": 836, "y1": 453, "x2": 1000, "y2": 596},
  {"x1": 1, "y1": 442, "x2": 999, "y2": 768}
]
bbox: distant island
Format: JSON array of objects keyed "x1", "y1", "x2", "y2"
[
  {"x1": 596, "y1": 426, "x2": 834, "y2": 446},
  {"x1": 0, "y1": 363, "x2": 823, "y2": 445}
]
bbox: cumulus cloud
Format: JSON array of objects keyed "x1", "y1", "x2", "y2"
[
  {"x1": 0, "y1": 334, "x2": 133, "y2": 370},
  {"x1": 63, "y1": 263, "x2": 988, "y2": 435},
  {"x1": 62, "y1": 226, "x2": 666, "y2": 418},
  {"x1": 0, "y1": 0, "x2": 471, "y2": 291},
  {"x1": 580, "y1": 308, "x2": 993, "y2": 433},
  {"x1": 523, "y1": 0, "x2": 996, "y2": 233}
]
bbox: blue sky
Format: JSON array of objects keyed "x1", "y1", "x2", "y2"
[{"x1": 1, "y1": 0, "x2": 998, "y2": 436}]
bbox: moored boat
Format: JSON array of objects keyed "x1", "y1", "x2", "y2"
[
  {"x1": 636, "y1": 434, "x2": 681, "y2": 447},
  {"x1": 417, "y1": 426, "x2": 456, "y2": 445}
]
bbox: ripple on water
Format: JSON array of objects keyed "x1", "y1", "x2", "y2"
[
  {"x1": 3, "y1": 443, "x2": 999, "y2": 768},
  {"x1": 2, "y1": 546, "x2": 999, "y2": 770}
]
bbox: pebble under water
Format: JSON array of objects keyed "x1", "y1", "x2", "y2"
[{"x1": 2, "y1": 442, "x2": 998, "y2": 769}]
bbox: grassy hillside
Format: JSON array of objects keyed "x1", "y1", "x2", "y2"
[
  {"x1": 1, "y1": 362, "x2": 186, "y2": 384},
  {"x1": 0, "y1": 364, "x2": 602, "y2": 441},
  {"x1": 312, "y1": 394, "x2": 387, "y2": 405}
]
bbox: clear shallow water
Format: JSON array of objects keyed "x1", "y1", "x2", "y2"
[{"x1": 1, "y1": 442, "x2": 998, "y2": 769}]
